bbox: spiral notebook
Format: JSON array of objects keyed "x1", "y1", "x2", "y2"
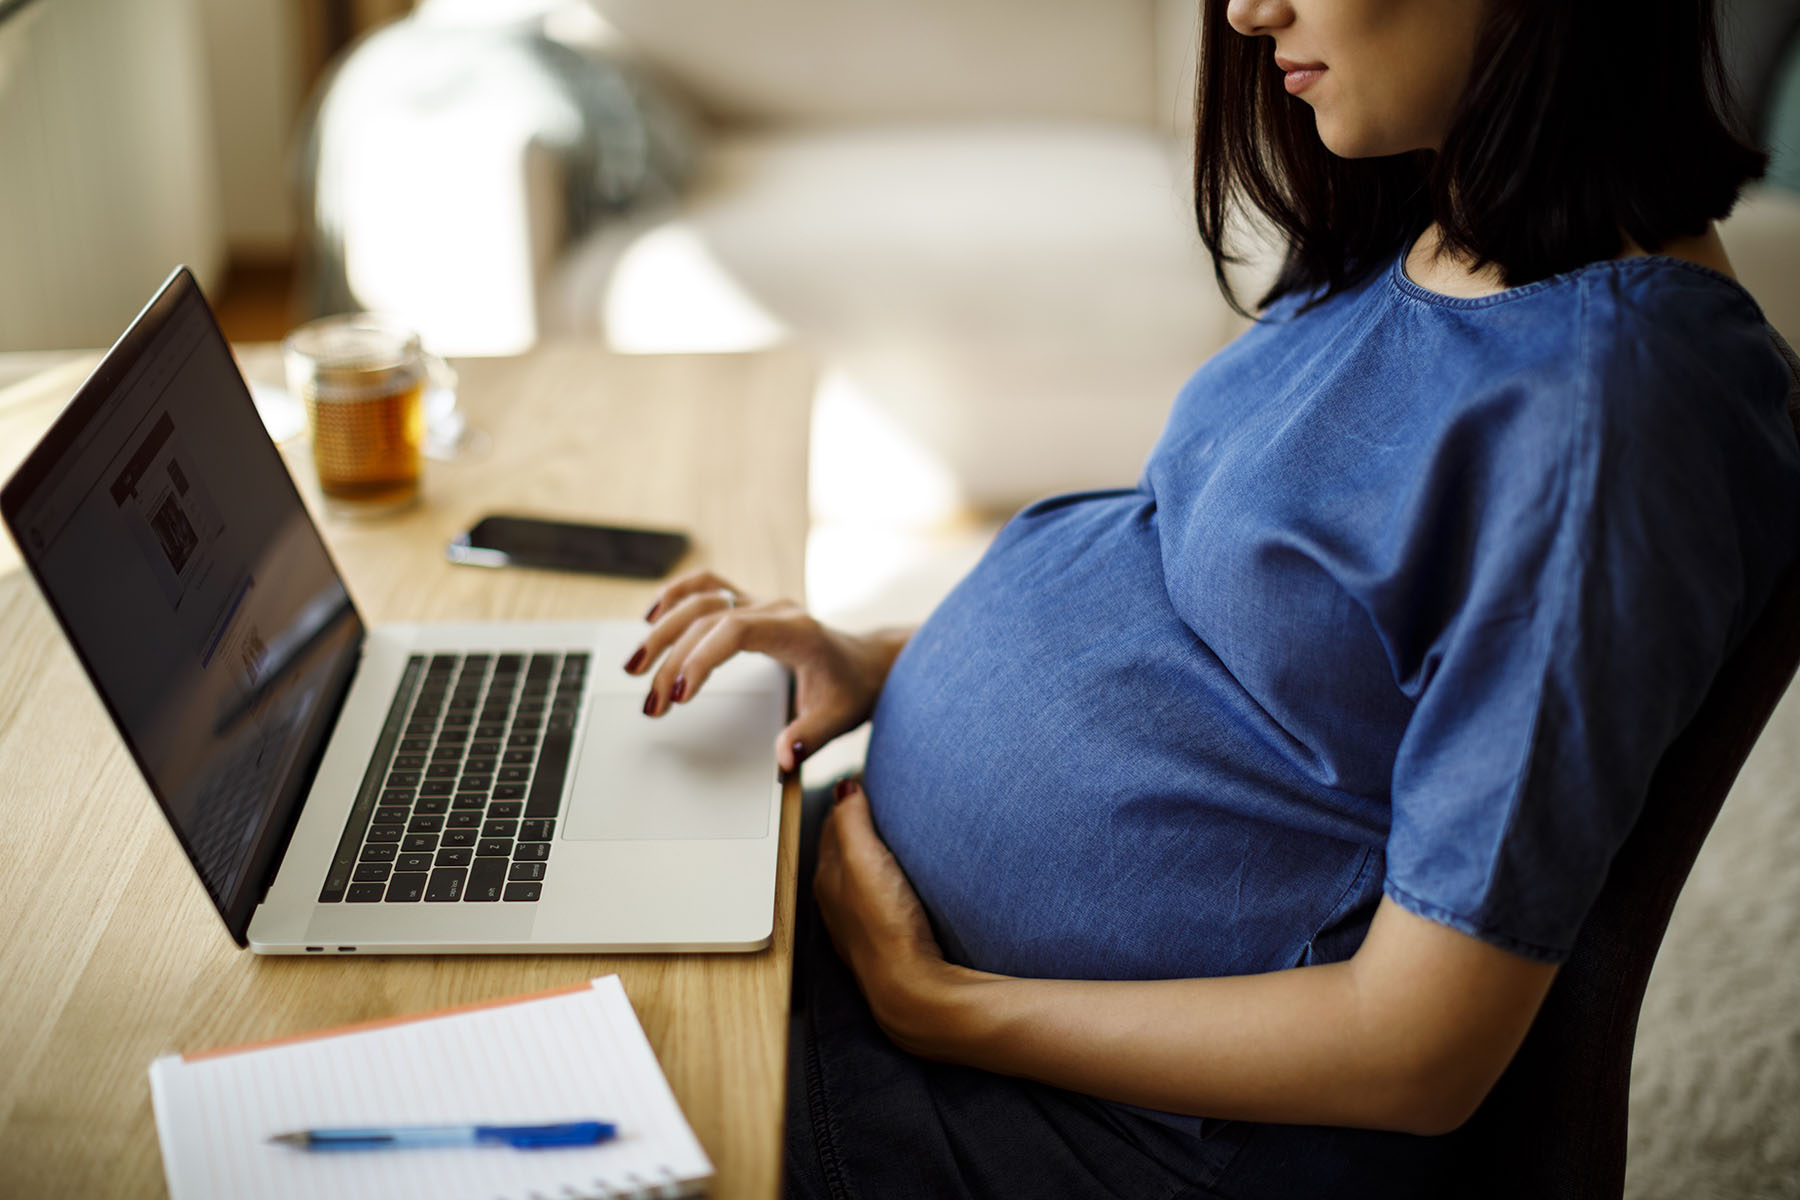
[{"x1": 148, "y1": 976, "x2": 713, "y2": 1200}]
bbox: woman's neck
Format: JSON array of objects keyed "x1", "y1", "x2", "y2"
[{"x1": 1403, "y1": 223, "x2": 1737, "y2": 299}]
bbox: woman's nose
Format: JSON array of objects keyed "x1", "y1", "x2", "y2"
[{"x1": 1225, "y1": 0, "x2": 1294, "y2": 38}]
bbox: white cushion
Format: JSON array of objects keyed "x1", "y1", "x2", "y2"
[
  {"x1": 584, "y1": 0, "x2": 1158, "y2": 126},
  {"x1": 548, "y1": 123, "x2": 1246, "y2": 510},
  {"x1": 1720, "y1": 184, "x2": 1800, "y2": 343}
]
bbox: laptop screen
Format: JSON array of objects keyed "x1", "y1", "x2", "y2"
[{"x1": 1, "y1": 270, "x2": 363, "y2": 945}]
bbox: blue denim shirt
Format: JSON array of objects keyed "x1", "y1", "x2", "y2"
[{"x1": 864, "y1": 254, "x2": 1800, "y2": 982}]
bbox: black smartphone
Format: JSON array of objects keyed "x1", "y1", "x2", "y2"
[{"x1": 447, "y1": 513, "x2": 691, "y2": 579}]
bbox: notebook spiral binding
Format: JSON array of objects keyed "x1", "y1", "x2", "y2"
[{"x1": 519, "y1": 1165, "x2": 707, "y2": 1199}]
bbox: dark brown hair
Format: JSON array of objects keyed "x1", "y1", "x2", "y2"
[{"x1": 1194, "y1": 0, "x2": 1768, "y2": 314}]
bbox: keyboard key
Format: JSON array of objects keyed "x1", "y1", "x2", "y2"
[
  {"x1": 366, "y1": 825, "x2": 404, "y2": 843},
  {"x1": 482, "y1": 818, "x2": 519, "y2": 839},
  {"x1": 429, "y1": 654, "x2": 459, "y2": 672},
  {"x1": 431, "y1": 741, "x2": 463, "y2": 759},
  {"x1": 447, "y1": 696, "x2": 477, "y2": 710},
  {"x1": 397, "y1": 852, "x2": 433, "y2": 872},
  {"x1": 493, "y1": 784, "x2": 526, "y2": 800},
  {"x1": 435, "y1": 847, "x2": 473, "y2": 867},
  {"x1": 414, "y1": 796, "x2": 448, "y2": 815},
  {"x1": 488, "y1": 801, "x2": 524, "y2": 819},
  {"x1": 425, "y1": 763, "x2": 458, "y2": 779},
  {"x1": 497, "y1": 766, "x2": 530, "y2": 783},
  {"x1": 393, "y1": 754, "x2": 425, "y2": 770},
  {"x1": 497, "y1": 654, "x2": 523, "y2": 671},
  {"x1": 457, "y1": 775, "x2": 493, "y2": 792},
  {"x1": 405, "y1": 721, "x2": 436, "y2": 738},
  {"x1": 562, "y1": 652, "x2": 589, "y2": 673},
  {"x1": 447, "y1": 811, "x2": 482, "y2": 828},
  {"x1": 464, "y1": 756, "x2": 497, "y2": 774},
  {"x1": 508, "y1": 861, "x2": 546, "y2": 881},
  {"x1": 438, "y1": 728, "x2": 469, "y2": 744},
  {"x1": 402, "y1": 833, "x2": 438, "y2": 853},
  {"x1": 546, "y1": 713, "x2": 575, "y2": 733},
  {"x1": 502, "y1": 749, "x2": 532, "y2": 765},
  {"x1": 381, "y1": 788, "x2": 415, "y2": 805},
  {"x1": 425, "y1": 867, "x2": 467, "y2": 902},
  {"x1": 386, "y1": 771, "x2": 420, "y2": 788},
  {"x1": 527, "y1": 654, "x2": 555, "y2": 678},
  {"x1": 508, "y1": 732, "x2": 539, "y2": 748},
  {"x1": 399, "y1": 737, "x2": 431, "y2": 753},
  {"x1": 466, "y1": 857, "x2": 505, "y2": 902},
  {"x1": 353, "y1": 862, "x2": 391, "y2": 882},
  {"x1": 347, "y1": 882, "x2": 385, "y2": 902},
  {"x1": 420, "y1": 780, "x2": 455, "y2": 796},
  {"x1": 452, "y1": 794, "x2": 486, "y2": 810},
  {"x1": 521, "y1": 819, "x2": 554, "y2": 841},
  {"x1": 475, "y1": 723, "x2": 507, "y2": 739},
  {"x1": 514, "y1": 842, "x2": 550, "y2": 862},
  {"x1": 408, "y1": 814, "x2": 444, "y2": 833},
  {"x1": 524, "y1": 729, "x2": 571, "y2": 818},
  {"x1": 477, "y1": 838, "x2": 512, "y2": 857},
  {"x1": 386, "y1": 873, "x2": 428, "y2": 902},
  {"x1": 359, "y1": 843, "x2": 398, "y2": 862},
  {"x1": 442, "y1": 828, "x2": 477, "y2": 847},
  {"x1": 464, "y1": 654, "x2": 491, "y2": 668},
  {"x1": 503, "y1": 882, "x2": 542, "y2": 902},
  {"x1": 375, "y1": 806, "x2": 409, "y2": 825}
]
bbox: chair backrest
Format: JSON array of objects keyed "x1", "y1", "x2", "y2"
[{"x1": 1449, "y1": 329, "x2": 1800, "y2": 1199}]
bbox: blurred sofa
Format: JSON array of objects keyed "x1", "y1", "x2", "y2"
[{"x1": 311, "y1": 0, "x2": 1800, "y2": 519}]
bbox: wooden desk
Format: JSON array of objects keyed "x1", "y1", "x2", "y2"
[{"x1": 0, "y1": 344, "x2": 814, "y2": 1199}]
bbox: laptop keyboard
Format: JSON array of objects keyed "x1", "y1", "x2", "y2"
[{"x1": 318, "y1": 651, "x2": 587, "y2": 904}]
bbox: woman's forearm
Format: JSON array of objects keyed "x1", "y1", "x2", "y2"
[
  {"x1": 867, "y1": 898, "x2": 1555, "y2": 1137},
  {"x1": 901, "y1": 960, "x2": 1439, "y2": 1132}
]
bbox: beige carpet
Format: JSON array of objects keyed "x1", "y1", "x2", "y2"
[{"x1": 805, "y1": 522, "x2": 1800, "y2": 1196}]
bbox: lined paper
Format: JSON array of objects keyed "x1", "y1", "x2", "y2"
[{"x1": 148, "y1": 976, "x2": 712, "y2": 1200}]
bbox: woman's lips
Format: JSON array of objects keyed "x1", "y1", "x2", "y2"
[
  {"x1": 1283, "y1": 68, "x2": 1325, "y2": 95},
  {"x1": 1274, "y1": 56, "x2": 1326, "y2": 96}
]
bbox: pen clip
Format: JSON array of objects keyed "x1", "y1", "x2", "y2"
[{"x1": 480, "y1": 1121, "x2": 616, "y2": 1149}]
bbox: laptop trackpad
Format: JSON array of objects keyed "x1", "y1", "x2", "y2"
[{"x1": 562, "y1": 690, "x2": 777, "y2": 841}]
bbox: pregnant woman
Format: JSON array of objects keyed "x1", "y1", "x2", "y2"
[{"x1": 626, "y1": 0, "x2": 1800, "y2": 1195}]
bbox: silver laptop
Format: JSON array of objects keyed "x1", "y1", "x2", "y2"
[{"x1": 0, "y1": 268, "x2": 787, "y2": 955}]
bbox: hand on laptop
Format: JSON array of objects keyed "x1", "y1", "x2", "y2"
[{"x1": 625, "y1": 570, "x2": 914, "y2": 773}]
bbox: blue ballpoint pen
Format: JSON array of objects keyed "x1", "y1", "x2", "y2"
[{"x1": 268, "y1": 1120, "x2": 617, "y2": 1151}]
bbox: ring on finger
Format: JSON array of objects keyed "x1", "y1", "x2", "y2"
[{"x1": 715, "y1": 588, "x2": 741, "y2": 609}]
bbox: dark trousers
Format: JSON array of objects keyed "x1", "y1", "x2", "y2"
[{"x1": 782, "y1": 786, "x2": 1456, "y2": 1199}]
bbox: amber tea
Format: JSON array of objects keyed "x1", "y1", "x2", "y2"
[{"x1": 284, "y1": 316, "x2": 428, "y2": 516}]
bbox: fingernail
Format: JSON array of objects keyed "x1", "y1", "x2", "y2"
[
  {"x1": 833, "y1": 777, "x2": 855, "y2": 802},
  {"x1": 625, "y1": 648, "x2": 646, "y2": 673},
  {"x1": 644, "y1": 602, "x2": 660, "y2": 621},
  {"x1": 792, "y1": 740, "x2": 807, "y2": 766},
  {"x1": 643, "y1": 691, "x2": 659, "y2": 717},
  {"x1": 670, "y1": 676, "x2": 687, "y2": 703}
]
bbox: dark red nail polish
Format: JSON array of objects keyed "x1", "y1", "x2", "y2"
[
  {"x1": 833, "y1": 777, "x2": 854, "y2": 802},
  {"x1": 670, "y1": 676, "x2": 688, "y2": 703},
  {"x1": 625, "y1": 648, "x2": 646, "y2": 673},
  {"x1": 645, "y1": 602, "x2": 660, "y2": 621},
  {"x1": 643, "y1": 691, "x2": 659, "y2": 716},
  {"x1": 791, "y1": 740, "x2": 807, "y2": 765}
]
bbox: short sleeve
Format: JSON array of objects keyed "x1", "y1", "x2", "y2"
[{"x1": 1382, "y1": 271, "x2": 1800, "y2": 962}]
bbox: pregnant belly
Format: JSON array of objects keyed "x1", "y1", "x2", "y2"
[{"x1": 861, "y1": 490, "x2": 1376, "y2": 981}]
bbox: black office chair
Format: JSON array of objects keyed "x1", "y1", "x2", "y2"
[{"x1": 1449, "y1": 329, "x2": 1800, "y2": 1199}]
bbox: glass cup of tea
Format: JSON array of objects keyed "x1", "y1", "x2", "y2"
[{"x1": 283, "y1": 314, "x2": 444, "y2": 518}]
